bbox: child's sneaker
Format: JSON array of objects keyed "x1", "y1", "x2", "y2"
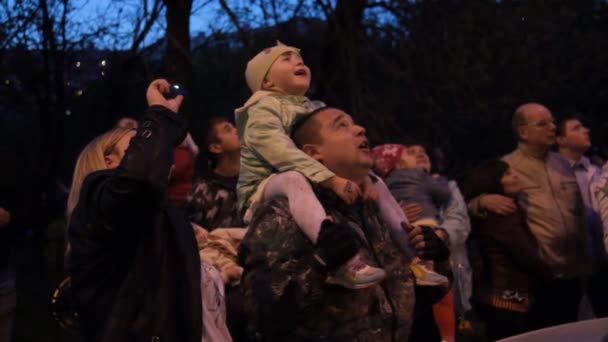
[
  {"x1": 410, "y1": 260, "x2": 449, "y2": 286},
  {"x1": 326, "y1": 252, "x2": 386, "y2": 289}
]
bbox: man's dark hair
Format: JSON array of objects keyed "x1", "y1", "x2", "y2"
[
  {"x1": 204, "y1": 116, "x2": 230, "y2": 169},
  {"x1": 555, "y1": 111, "x2": 582, "y2": 137},
  {"x1": 291, "y1": 106, "x2": 329, "y2": 148}
]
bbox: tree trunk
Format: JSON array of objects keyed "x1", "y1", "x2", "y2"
[
  {"x1": 163, "y1": 0, "x2": 192, "y2": 117},
  {"x1": 39, "y1": 0, "x2": 67, "y2": 220},
  {"x1": 320, "y1": 0, "x2": 366, "y2": 114}
]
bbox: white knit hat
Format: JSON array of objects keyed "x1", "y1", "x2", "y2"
[{"x1": 245, "y1": 41, "x2": 299, "y2": 93}]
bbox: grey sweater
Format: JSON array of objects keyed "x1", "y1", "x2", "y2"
[{"x1": 385, "y1": 168, "x2": 451, "y2": 223}]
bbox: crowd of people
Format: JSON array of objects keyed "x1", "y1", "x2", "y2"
[{"x1": 2, "y1": 41, "x2": 608, "y2": 342}]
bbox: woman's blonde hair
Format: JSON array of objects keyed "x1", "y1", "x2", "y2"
[{"x1": 66, "y1": 127, "x2": 134, "y2": 222}]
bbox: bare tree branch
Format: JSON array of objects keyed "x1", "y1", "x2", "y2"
[
  {"x1": 366, "y1": 1, "x2": 406, "y2": 20},
  {"x1": 217, "y1": 0, "x2": 252, "y2": 52},
  {"x1": 130, "y1": 0, "x2": 164, "y2": 52},
  {"x1": 258, "y1": 0, "x2": 271, "y2": 26},
  {"x1": 0, "y1": 5, "x2": 39, "y2": 49},
  {"x1": 191, "y1": 0, "x2": 214, "y2": 13},
  {"x1": 60, "y1": 0, "x2": 69, "y2": 51},
  {"x1": 270, "y1": 0, "x2": 279, "y2": 24},
  {"x1": 314, "y1": 0, "x2": 333, "y2": 20},
  {"x1": 290, "y1": 0, "x2": 306, "y2": 20},
  {"x1": 131, "y1": 6, "x2": 144, "y2": 46}
]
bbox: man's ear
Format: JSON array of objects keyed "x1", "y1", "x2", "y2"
[
  {"x1": 518, "y1": 127, "x2": 527, "y2": 141},
  {"x1": 208, "y1": 142, "x2": 223, "y2": 154},
  {"x1": 555, "y1": 135, "x2": 565, "y2": 147},
  {"x1": 301, "y1": 144, "x2": 322, "y2": 161}
]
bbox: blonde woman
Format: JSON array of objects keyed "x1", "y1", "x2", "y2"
[
  {"x1": 66, "y1": 79, "x2": 204, "y2": 342},
  {"x1": 66, "y1": 127, "x2": 135, "y2": 222}
]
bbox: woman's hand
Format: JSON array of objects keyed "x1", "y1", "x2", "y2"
[
  {"x1": 480, "y1": 194, "x2": 516, "y2": 215},
  {"x1": 146, "y1": 79, "x2": 184, "y2": 113}
]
